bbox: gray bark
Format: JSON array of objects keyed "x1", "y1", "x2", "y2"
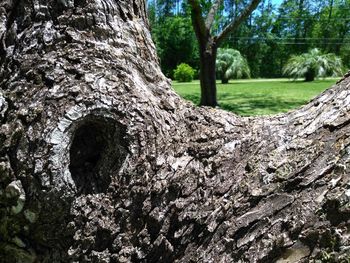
[{"x1": 0, "y1": 1, "x2": 349, "y2": 262}]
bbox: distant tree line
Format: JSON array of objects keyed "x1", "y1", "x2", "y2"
[{"x1": 147, "y1": 0, "x2": 350, "y2": 79}]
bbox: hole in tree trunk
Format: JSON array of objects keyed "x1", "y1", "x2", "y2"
[
  {"x1": 69, "y1": 117, "x2": 127, "y2": 195},
  {"x1": 74, "y1": 0, "x2": 86, "y2": 7}
]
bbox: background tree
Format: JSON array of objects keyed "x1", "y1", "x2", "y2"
[
  {"x1": 311, "y1": 0, "x2": 350, "y2": 67},
  {"x1": 283, "y1": 48, "x2": 344, "y2": 81},
  {"x1": 147, "y1": 1, "x2": 199, "y2": 78},
  {"x1": 216, "y1": 48, "x2": 250, "y2": 83},
  {"x1": 188, "y1": 0, "x2": 262, "y2": 106},
  {"x1": 148, "y1": 0, "x2": 350, "y2": 83}
]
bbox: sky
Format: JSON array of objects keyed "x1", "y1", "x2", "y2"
[{"x1": 272, "y1": 0, "x2": 283, "y2": 6}]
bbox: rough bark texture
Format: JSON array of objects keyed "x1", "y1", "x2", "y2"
[{"x1": 0, "y1": 1, "x2": 350, "y2": 262}]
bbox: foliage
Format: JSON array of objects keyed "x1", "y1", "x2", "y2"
[
  {"x1": 150, "y1": 16, "x2": 198, "y2": 78},
  {"x1": 283, "y1": 48, "x2": 344, "y2": 81},
  {"x1": 147, "y1": 0, "x2": 350, "y2": 79},
  {"x1": 173, "y1": 63, "x2": 195, "y2": 82},
  {"x1": 216, "y1": 48, "x2": 250, "y2": 84}
]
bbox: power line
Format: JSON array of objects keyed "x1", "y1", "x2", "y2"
[
  {"x1": 229, "y1": 37, "x2": 350, "y2": 40},
  {"x1": 228, "y1": 41, "x2": 350, "y2": 45},
  {"x1": 273, "y1": 42, "x2": 350, "y2": 45},
  {"x1": 227, "y1": 36, "x2": 350, "y2": 45},
  {"x1": 273, "y1": 17, "x2": 350, "y2": 21}
]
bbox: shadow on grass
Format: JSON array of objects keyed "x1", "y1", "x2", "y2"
[
  {"x1": 181, "y1": 94, "x2": 201, "y2": 106},
  {"x1": 181, "y1": 92, "x2": 310, "y2": 116},
  {"x1": 175, "y1": 79, "x2": 334, "y2": 116},
  {"x1": 220, "y1": 97, "x2": 308, "y2": 116}
]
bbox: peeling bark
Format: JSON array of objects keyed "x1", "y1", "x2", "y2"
[{"x1": 0, "y1": 1, "x2": 349, "y2": 262}]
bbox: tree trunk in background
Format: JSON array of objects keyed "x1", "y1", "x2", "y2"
[
  {"x1": 0, "y1": 1, "x2": 350, "y2": 262},
  {"x1": 294, "y1": 0, "x2": 304, "y2": 46},
  {"x1": 221, "y1": 76, "x2": 229, "y2": 84},
  {"x1": 189, "y1": 0, "x2": 261, "y2": 107},
  {"x1": 324, "y1": 0, "x2": 334, "y2": 51},
  {"x1": 199, "y1": 43, "x2": 218, "y2": 106},
  {"x1": 305, "y1": 70, "x2": 316, "y2": 82}
]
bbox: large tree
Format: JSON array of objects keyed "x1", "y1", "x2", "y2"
[
  {"x1": 188, "y1": 0, "x2": 261, "y2": 106},
  {"x1": 0, "y1": 0, "x2": 350, "y2": 262}
]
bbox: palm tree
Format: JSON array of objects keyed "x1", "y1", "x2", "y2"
[
  {"x1": 216, "y1": 48, "x2": 251, "y2": 84},
  {"x1": 283, "y1": 48, "x2": 344, "y2": 82}
]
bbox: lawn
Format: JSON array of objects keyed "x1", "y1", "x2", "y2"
[{"x1": 173, "y1": 78, "x2": 338, "y2": 116}]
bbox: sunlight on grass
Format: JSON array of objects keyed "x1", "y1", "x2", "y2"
[{"x1": 173, "y1": 79, "x2": 337, "y2": 116}]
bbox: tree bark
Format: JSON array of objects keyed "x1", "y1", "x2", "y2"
[
  {"x1": 0, "y1": 1, "x2": 350, "y2": 263},
  {"x1": 199, "y1": 41, "x2": 218, "y2": 106}
]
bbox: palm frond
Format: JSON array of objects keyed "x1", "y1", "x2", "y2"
[
  {"x1": 283, "y1": 48, "x2": 344, "y2": 81},
  {"x1": 216, "y1": 48, "x2": 250, "y2": 81}
]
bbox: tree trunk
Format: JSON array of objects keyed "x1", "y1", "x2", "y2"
[
  {"x1": 295, "y1": 0, "x2": 304, "y2": 43},
  {"x1": 221, "y1": 76, "x2": 229, "y2": 84},
  {"x1": 0, "y1": 1, "x2": 350, "y2": 263},
  {"x1": 199, "y1": 41, "x2": 218, "y2": 106},
  {"x1": 305, "y1": 70, "x2": 316, "y2": 82},
  {"x1": 324, "y1": 0, "x2": 334, "y2": 51}
]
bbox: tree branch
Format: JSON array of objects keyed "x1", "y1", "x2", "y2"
[
  {"x1": 205, "y1": 0, "x2": 222, "y2": 30},
  {"x1": 188, "y1": 0, "x2": 208, "y2": 40},
  {"x1": 216, "y1": 0, "x2": 261, "y2": 45}
]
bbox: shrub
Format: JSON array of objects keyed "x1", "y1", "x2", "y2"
[{"x1": 173, "y1": 63, "x2": 195, "y2": 82}]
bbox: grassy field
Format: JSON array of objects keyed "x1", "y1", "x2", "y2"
[{"x1": 173, "y1": 78, "x2": 338, "y2": 116}]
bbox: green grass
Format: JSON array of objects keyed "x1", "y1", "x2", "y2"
[{"x1": 173, "y1": 78, "x2": 338, "y2": 116}]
